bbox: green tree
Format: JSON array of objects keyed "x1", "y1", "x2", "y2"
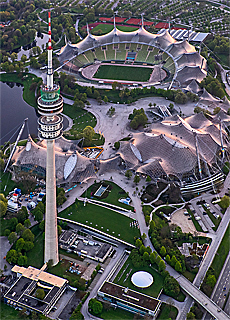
[
  {"x1": 114, "y1": 141, "x2": 120, "y2": 150},
  {"x1": 141, "y1": 233, "x2": 147, "y2": 241},
  {"x1": 24, "y1": 219, "x2": 31, "y2": 228},
  {"x1": 8, "y1": 232, "x2": 17, "y2": 244},
  {"x1": 103, "y1": 95, "x2": 108, "y2": 103},
  {"x1": 89, "y1": 299, "x2": 103, "y2": 315},
  {"x1": 24, "y1": 241, "x2": 34, "y2": 252},
  {"x1": 17, "y1": 254, "x2": 27, "y2": 266},
  {"x1": 0, "y1": 193, "x2": 7, "y2": 217},
  {"x1": 146, "y1": 175, "x2": 151, "y2": 182},
  {"x1": 143, "y1": 251, "x2": 149, "y2": 262},
  {"x1": 125, "y1": 170, "x2": 132, "y2": 179},
  {"x1": 164, "y1": 275, "x2": 180, "y2": 298},
  {"x1": 150, "y1": 220, "x2": 156, "y2": 231},
  {"x1": 16, "y1": 238, "x2": 25, "y2": 252},
  {"x1": 206, "y1": 274, "x2": 216, "y2": 288},
  {"x1": 165, "y1": 255, "x2": 171, "y2": 264},
  {"x1": 134, "y1": 175, "x2": 140, "y2": 184},
  {"x1": 16, "y1": 223, "x2": 25, "y2": 236},
  {"x1": 6, "y1": 249, "x2": 18, "y2": 264},
  {"x1": 39, "y1": 220, "x2": 45, "y2": 231},
  {"x1": 187, "y1": 312, "x2": 196, "y2": 320},
  {"x1": 171, "y1": 255, "x2": 177, "y2": 267},
  {"x1": 35, "y1": 288, "x2": 45, "y2": 300},
  {"x1": 4, "y1": 229, "x2": 11, "y2": 237},
  {"x1": 34, "y1": 209, "x2": 43, "y2": 222},
  {"x1": 150, "y1": 251, "x2": 157, "y2": 264},
  {"x1": 160, "y1": 246, "x2": 167, "y2": 257},
  {"x1": 135, "y1": 239, "x2": 142, "y2": 248},
  {"x1": 159, "y1": 259, "x2": 166, "y2": 272},
  {"x1": 22, "y1": 229, "x2": 34, "y2": 242},
  {"x1": 175, "y1": 261, "x2": 182, "y2": 272},
  {"x1": 17, "y1": 206, "x2": 28, "y2": 223},
  {"x1": 83, "y1": 126, "x2": 95, "y2": 144},
  {"x1": 219, "y1": 195, "x2": 230, "y2": 209}
]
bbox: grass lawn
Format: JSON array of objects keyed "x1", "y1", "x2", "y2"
[
  {"x1": 48, "y1": 259, "x2": 80, "y2": 287},
  {"x1": 157, "y1": 303, "x2": 178, "y2": 320},
  {"x1": 114, "y1": 256, "x2": 164, "y2": 298},
  {"x1": 0, "y1": 171, "x2": 17, "y2": 197},
  {"x1": 211, "y1": 224, "x2": 230, "y2": 279},
  {"x1": 26, "y1": 224, "x2": 44, "y2": 269},
  {"x1": 100, "y1": 306, "x2": 133, "y2": 320},
  {"x1": 91, "y1": 24, "x2": 138, "y2": 35},
  {"x1": 0, "y1": 73, "x2": 40, "y2": 108},
  {"x1": 63, "y1": 103, "x2": 97, "y2": 138},
  {"x1": 93, "y1": 65, "x2": 153, "y2": 82},
  {"x1": 84, "y1": 181, "x2": 134, "y2": 211},
  {"x1": 0, "y1": 301, "x2": 20, "y2": 320},
  {"x1": 58, "y1": 201, "x2": 140, "y2": 245}
]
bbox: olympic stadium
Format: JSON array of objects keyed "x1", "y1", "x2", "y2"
[{"x1": 58, "y1": 22, "x2": 207, "y2": 88}]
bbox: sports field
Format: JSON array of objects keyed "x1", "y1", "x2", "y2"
[{"x1": 93, "y1": 65, "x2": 152, "y2": 82}]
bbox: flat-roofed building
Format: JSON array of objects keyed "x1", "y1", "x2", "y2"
[
  {"x1": 4, "y1": 266, "x2": 68, "y2": 316},
  {"x1": 98, "y1": 281, "x2": 161, "y2": 318}
]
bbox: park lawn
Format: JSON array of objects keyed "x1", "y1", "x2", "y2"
[
  {"x1": 63, "y1": 103, "x2": 98, "y2": 140},
  {"x1": 0, "y1": 171, "x2": 17, "y2": 197},
  {"x1": 58, "y1": 201, "x2": 140, "y2": 245},
  {"x1": 48, "y1": 259, "x2": 80, "y2": 287},
  {"x1": 211, "y1": 224, "x2": 230, "y2": 279},
  {"x1": 26, "y1": 224, "x2": 44, "y2": 269},
  {"x1": 0, "y1": 73, "x2": 40, "y2": 108},
  {"x1": 100, "y1": 306, "x2": 133, "y2": 319},
  {"x1": 0, "y1": 301, "x2": 20, "y2": 320},
  {"x1": 157, "y1": 303, "x2": 178, "y2": 320},
  {"x1": 93, "y1": 65, "x2": 153, "y2": 82},
  {"x1": 114, "y1": 256, "x2": 164, "y2": 298},
  {"x1": 91, "y1": 24, "x2": 138, "y2": 35},
  {"x1": 84, "y1": 181, "x2": 134, "y2": 211}
]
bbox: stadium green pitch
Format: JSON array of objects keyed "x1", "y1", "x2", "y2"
[{"x1": 93, "y1": 65, "x2": 153, "y2": 82}]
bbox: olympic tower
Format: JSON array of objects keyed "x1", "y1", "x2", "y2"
[{"x1": 37, "y1": 12, "x2": 63, "y2": 266}]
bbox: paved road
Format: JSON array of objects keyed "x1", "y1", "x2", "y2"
[{"x1": 203, "y1": 251, "x2": 230, "y2": 320}]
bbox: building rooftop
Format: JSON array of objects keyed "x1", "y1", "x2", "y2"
[
  {"x1": 99, "y1": 281, "x2": 160, "y2": 312},
  {"x1": 12, "y1": 265, "x2": 68, "y2": 288}
]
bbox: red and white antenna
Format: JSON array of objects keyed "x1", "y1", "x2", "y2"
[{"x1": 47, "y1": 11, "x2": 53, "y2": 88}]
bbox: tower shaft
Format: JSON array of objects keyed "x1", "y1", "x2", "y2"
[
  {"x1": 45, "y1": 140, "x2": 59, "y2": 265},
  {"x1": 37, "y1": 11, "x2": 63, "y2": 266}
]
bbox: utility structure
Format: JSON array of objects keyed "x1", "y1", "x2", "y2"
[{"x1": 37, "y1": 12, "x2": 63, "y2": 266}]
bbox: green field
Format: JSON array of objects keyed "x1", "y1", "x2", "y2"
[
  {"x1": 58, "y1": 201, "x2": 140, "y2": 245},
  {"x1": 0, "y1": 301, "x2": 20, "y2": 320},
  {"x1": 100, "y1": 306, "x2": 133, "y2": 319},
  {"x1": 91, "y1": 24, "x2": 138, "y2": 35},
  {"x1": 114, "y1": 256, "x2": 164, "y2": 298},
  {"x1": 26, "y1": 224, "x2": 44, "y2": 269},
  {"x1": 84, "y1": 181, "x2": 134, "y2": 211},
  {"x1": 157, "y1": 303, "x2": 178, "y2": 320},
  {"x1": 211, "y1": 224, "x2": 230, "y2": 279},
  {"x1": 93, "y1": 65, "x2": 152, "y2": 82}
]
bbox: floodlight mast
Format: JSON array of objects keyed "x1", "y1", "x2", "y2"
[{"x1": 37, "y1": 11, "x2": 63, "y2": 266}]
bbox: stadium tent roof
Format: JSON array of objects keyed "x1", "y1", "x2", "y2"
[
  {"x1": 58, "y1": 26, "x2": 207, "y2": 86},
  {"x1": 185, "y1": 113, "x2": 212, "y2": 129},
  {"x1": 151, "y1": 120, "x2": 220, "y2": 164},
  {"x1": 98, "y1": 156, "x2": 121, "y2": 175},
  {"x1": 177, "y1": 66, "x2": 207, "y2": 85},
  {"x1": 131, "y1": 271, "x2": 153, "y2": 288},
  {"x1": 12, "y1": 137, "x2": 97, "y2": 183},
  {"x1": 184, "y1": 79, "x2": 202, "y2": 94},
  {"x1": 200, "y1": 89, "x2": 219, "y2": 102},
  {"x1": 176, "y1": 52, "x2": 207, "y2": 70},
  {"x1": 168, "y1": 40, "x2": 196, "y2": 57}
]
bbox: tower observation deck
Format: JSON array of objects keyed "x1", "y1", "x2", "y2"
[{"x1": 37, "y1": 11, "x2": 63, "y2": 266}]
